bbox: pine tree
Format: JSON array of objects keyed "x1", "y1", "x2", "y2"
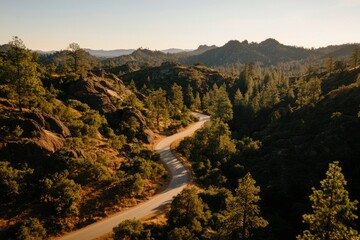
[
  {"x1": 307, "y1": 77, "x2": 322, "y2": 105},
  {"x1": 297, "y1": 161, "x2": 359, "y2": 240},
  {"x1": 67, "y1": 42, "x2": 86, "y2": 73},
  {"x1": 234, "y1": 88, "x2": 244, "y2": 107},
  {"x1": 185, "y1": 84, "x2": 195, "y2": 109},
  {"x1": 170, "y1": 83, "x2": 184, "y2": 111},
  {"x1": 326, "y1": 57, "x2": 335, "y2": 75},
  {"x1": 219, "y1": 173, "x2": 268, "y2": 239},
  {"x1": 146, "y1": 88, "x2": 167, "y2": 127},
  {"x1": 351, "y1": 48, "x2": 360, "y2": 68},
  {"x1": 202, "y1": 92, "x2": 211, "y2": 113},
  {"x1": 193, "y1": 92, "x2": 201, "y2": 110},
  {"x1": 167, "y1": 187, "x2": 206, "y2": 233},
  {"x1": 295, "y1": 77, "x2": 321, "y2": 107},
  {"x1": 129, "y1": 79, "x2": 138, "y2": 93},
  {"x1": 210, "y1": 84, "x2": 233, "y2": 122},
  {"x1": 3, "y1": 36, "x2": 45, "y2": 111}
]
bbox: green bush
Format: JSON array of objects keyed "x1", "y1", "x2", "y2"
[
  {"x1": 113, "y1": 219, "x2": 151, "y2": 240},
  {"x1": 17, "y1": 217, "x2": 47, "y2": 240}
]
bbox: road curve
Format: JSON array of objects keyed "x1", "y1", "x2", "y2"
[{"x1": 59, "y1": 112, "x2": 210, "y2": 240}]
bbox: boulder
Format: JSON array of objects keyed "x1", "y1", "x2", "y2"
[
  {"x1": 24, "y1": 112, "x2": 71, "y2": 137},
  {"x1": 68, "y1": 79, "x2": 117, "y2": 113},
  {"x1": 0, "y1": 111, "x2": 70, "y2": 161},
  {"x1": 121, "y1": 107, "x2": 148, "y2": 127}
]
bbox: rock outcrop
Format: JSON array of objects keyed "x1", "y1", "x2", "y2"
[
  {"x1": 67, "y1": 72, "x2": 132, "y2": 114},
  {"x1": 120, "y1": 62, "x2": 228, "y2": 95},
  {"x1": 68, "y1": 79, "x2": 117, "y2": 113},
  {"x1": 0, "y1": 110, "x2": 70, "y2": 161}
]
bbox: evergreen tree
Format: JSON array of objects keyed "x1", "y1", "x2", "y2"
[
  {"x1": 325, "y1": 57, "x2": 335, "y2": 75},
  {"x1": 168, "y1": 226, "x2": 198, "y2": 240},
  {"x1": 67, "y1": 42, "x2": 85, "y2": 73},
  {"x1": 295, "y1": 77, "x2": 322, "y2": 107},
  {"x1": 219, "y1": 173, "x2": 268, "y2": 239},
  {"x1": 0, "y1": 161, "x2": 33, "y2": 201},
  {"x1": 129, "y1": 79, "x2": 138, "y2": 93},
  {"x1": 17, "y1": 217, "x2": 47, "y2": 240},
  {"x1": 209, "y1": 84, "x2": 233, "y2": 122},
  {"x1": 307, "y1": 77, "x2": 322, "y2": 104},
  {"x1": 193, "y1": 92, "x2": 202, "y2": 110},
  {"x1": 233, "y1": 88, "x2": 244, "y2": 107},
  {"x1": 113, "y1": 219, "x2": 151, "y2": 240},
  {"x1": 41, "y1": 171, "x2": 82, "y2": 219},
  {"x1": 167, "y1": 187, "x2": 206, "y2": 233},
  {"x1": 185, "y1": 84, "x2": 195, "y2": 109},
  {"x1": 170, "y1": 83, "x2": 184, "y2": 110},
  {"x1": 169, "y1": 82, "x2": 185, "y2": 119},
  {"x1": 351, "y1": 48, "x2": 360, "y2": 68},
  {"x1": 202, "y1": 92, "x2": 211, "y2": 113},
  {"x1": 146, "y1": 88, "x2": 167, "y2": 127},
  {"x1": 297, "y1": 161, "x2": 359, "y2": 240},
  {"x1": 2, "y1": 36, "x2": 45, "y2": 111},
  {"x1": 207, "y1": 119, "x2": 236, "y2": 164}
]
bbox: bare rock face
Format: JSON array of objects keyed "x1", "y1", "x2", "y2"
[
  {"x1": 68, "y1": 79, "x2": 117, "y2": 113},
  {"x1": 66, "y1": 73, "x2": 133, "y2": 114},
  {"x1": 0, "y1": 111, "x2": 70, "y2": 161},
  {"x1": 24, "y1": 112, "x2": 71, "y2": 137},
  {"x1": 121, "y1": 107, "x2": 148, "y2": 127}
]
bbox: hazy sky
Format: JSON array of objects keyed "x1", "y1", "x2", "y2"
[{"x1": 0, "y1": 0, "x2": 359, "y2": 50}]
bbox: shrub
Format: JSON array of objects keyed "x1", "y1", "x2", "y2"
[{"x1": 17, "y1": 217, "x2": 47, "y2": 240}]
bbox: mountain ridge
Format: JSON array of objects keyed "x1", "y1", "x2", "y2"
[{"x1": 2, "y1": 38, "x2": 359, "y2": 67}]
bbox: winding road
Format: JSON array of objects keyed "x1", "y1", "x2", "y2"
[{"x1": 59, "y1": 112, "x2": 210, "y2": 240}]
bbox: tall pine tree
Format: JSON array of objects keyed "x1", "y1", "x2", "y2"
[
  {"x1": 219, "y1": 173, "x2": 268, "y2": 239},
  {"x1": 297, "y1": 161, "x2": 359, "y2": 240},
  {"x1": 3, "y1": 36, "x2": 45, "y2": 111}
]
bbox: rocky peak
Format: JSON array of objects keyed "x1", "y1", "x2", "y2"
[
  {"x1": 260, "y1": 38, "x2": 281, "y2": 46},
  {"x1": 224, "y1": 40, "x2": 242, "y2": 48}
]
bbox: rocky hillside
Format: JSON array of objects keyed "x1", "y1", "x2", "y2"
[
  {"x1": 101, "y1": 48, "x2": 178, "y2": 68},
  {"x1": 120, "y1": 62, "x2": 229, "y2": 94},
  {"x1": 0, "y1": 48, "x2": 169, "y2": 238},
  {"x1": 0, "y1": 105, "x2": 70, "y2": 161}
]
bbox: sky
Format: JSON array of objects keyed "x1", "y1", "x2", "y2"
[{"x1": 0, "y1": 0, "x2": 359, "y2": 51}]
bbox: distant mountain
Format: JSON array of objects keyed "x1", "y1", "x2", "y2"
[
  {"x1": 184, "y1": 40, "x2": 266, "y2": 66},
  {"x1": 315, "y1": 44, "x2": 360, "y2": 59},
  {"x1": 161, "y1": 48, "x2": 191, "y2": 54},
  {"x1": 6, "y1": 38, "x2": 357, "y2": 67},
  {"x1": 186, "y1": 44, "x2": 218, "y2": 56},
  {"x1": 183, "y1": 39, "x2": 315, "y2": 66},
  {"x1": 84, "y1": 48, "x2": 135, "y2": 57},
  {"x1": 183, "y1": 39, "x2": 360, "y2": 66},
  {"x1": 33, "y1": 50, "x2": 56, "y2": 55},
  {"x1": 160, "y1": 46, "x2": 217, "y2": 55},
  {"x1": 100, "y1": 44, "x2": 220, "y2": 68},
  {"x1": 256, "y1": 38, "x2": 313, "y2": 63},
  {"x1": 101, "y1": 48, "x2": 179, "y2": 67}
]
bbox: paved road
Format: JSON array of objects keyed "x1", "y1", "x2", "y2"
[{"x1": 59, "y1": 112, "x2": 210, "y2": 240}]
